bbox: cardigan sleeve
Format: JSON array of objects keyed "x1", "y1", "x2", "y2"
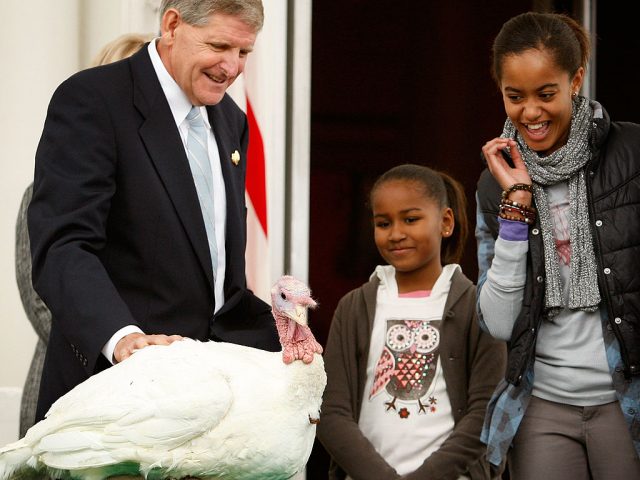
[
  {"x1": 316, "y1": 292, "x2": 401, "y2": 480},
  {"x1": 16, "y1": 184, "x2": 52, "y2": 343}
]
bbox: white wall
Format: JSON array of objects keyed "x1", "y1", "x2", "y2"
[
  {"x1": 0, "y1": 0, "x2": 160, "y2": 439},
  {"x1": 0, "y1": 0, "x2": 81, "y2": 392}
]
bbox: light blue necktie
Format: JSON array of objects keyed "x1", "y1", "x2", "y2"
[{"x1": 186, "y1": 106, "x2": 218, "y2": 278}]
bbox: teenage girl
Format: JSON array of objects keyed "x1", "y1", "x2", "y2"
[
  {"x1": 476, "y1": 12, "x2": 640, "y2": 480},
  {"x1": 318, "y1": 164, "x2": 506, "y2": 480}
]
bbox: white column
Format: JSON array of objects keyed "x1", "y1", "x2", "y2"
[
  {"x1": 581, "y1": 0, "x2": 597, "y2": 99},
  {"x1": 287, "y1": 1, "x2": 313, "y2": 475},
  {"x1": 286, "y1": 0, "x2": 312, "y2": 283}
]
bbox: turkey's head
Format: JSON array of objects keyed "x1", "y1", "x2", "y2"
[{"x1": 271, "y1": 276, "x2": 323, "y2": 364}]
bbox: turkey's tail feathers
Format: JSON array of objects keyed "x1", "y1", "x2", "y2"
[{"x1": 0, "y1": 439, "x2": 34, "y2": 480}]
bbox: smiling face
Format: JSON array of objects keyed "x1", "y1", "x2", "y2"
[
  {"x1": 372, "y1": 180, "x2": 454, "y2": 292},
  {"x1": 500, "y1": 48, "x2": 584, "y2": 155},
  {"x1": 158, "y1": 9, "x2": 256, "y2": 106}
]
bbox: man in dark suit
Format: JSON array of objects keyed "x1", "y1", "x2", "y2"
[{"x1": 27, "y1": 0, "x2": 278, "y2": 421}]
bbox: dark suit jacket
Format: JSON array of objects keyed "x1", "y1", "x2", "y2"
[{"x1": 28, "y1": 47, "x2": 279, "y2": 421}]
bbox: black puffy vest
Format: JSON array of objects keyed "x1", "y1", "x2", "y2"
[{"x1": 476, "y1": 107, "x2": 640, "y2": 382}]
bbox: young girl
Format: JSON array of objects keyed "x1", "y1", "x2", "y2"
[
  {"x1": 318, "y1": 164, "x2": 506, "y2": 480},
  {"x1": 476, "y1": 12, "x2": 640, "y2": 479}
]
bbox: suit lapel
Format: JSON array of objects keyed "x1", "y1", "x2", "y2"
[
  {"x1": 131, "y1": 49, "x2": 214, "y2": 290},
  {"x1": 207, "y1": 101, "x2": 247, "y2": 315}
]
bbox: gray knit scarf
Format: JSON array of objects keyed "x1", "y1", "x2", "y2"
[{"x1": 501, "y1": 95, "x2": 600, "y2": 314}]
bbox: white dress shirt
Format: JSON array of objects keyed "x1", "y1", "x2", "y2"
[{"x1": 102, "y1": 39, "x2": 228, "y2": 363}]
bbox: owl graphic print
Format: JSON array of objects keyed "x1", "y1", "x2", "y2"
[
  {"x1": 370, "y1": 318, "x2": 442, "y2": 416},
  {"x1": 357, "y1": 264, "x2": 459, "y2": 474}
]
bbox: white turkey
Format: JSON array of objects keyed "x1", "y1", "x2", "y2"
[{"x1": 0, "y1": 275, "x2": 325, "y2": 480}]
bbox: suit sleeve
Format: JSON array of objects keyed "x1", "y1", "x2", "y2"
[
  {"x1": 28, "y1": 74, "x2": 139, "y2": 375},
  {"x1": 316, "y1": 295, "x2": 401, "y2": 480}
]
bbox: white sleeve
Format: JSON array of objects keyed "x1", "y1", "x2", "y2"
[
  {"x1": 101, "y1": 325, "x2": 145, "y2": 364},
  {"x1": 478, "y1": 236, "x2": 529, "y2": 341}
]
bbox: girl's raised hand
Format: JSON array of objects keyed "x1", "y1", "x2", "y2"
[{"x1": 482, "y1": 138, "x2": 531, "y2": 190}]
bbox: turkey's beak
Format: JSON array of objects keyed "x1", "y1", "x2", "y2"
[{"x1": 284, "y1": 304, "x2": 308, "y2": 326}]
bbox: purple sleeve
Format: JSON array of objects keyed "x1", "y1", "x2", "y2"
[{"x1": 498, "y1": 217, "x2": 529, "y2": 242}]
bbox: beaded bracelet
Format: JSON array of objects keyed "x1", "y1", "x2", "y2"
[
  {"x1": 498, "y1": 210, "x2": 535, "y2": 225},
  {"x1": 498, "y1": 204, "x2": 536, "y2": 224},
  {"x1": 500, "y1": 204, "x2": 535, "y2": 215},
  {"x1": 501, "y1": 197, "x2": 536, "y2": 214},
  {"x1": 500, "y1": 204, "x2": 536, "y2": 222},
  {"x1": 501, "y1": 183, "x2": 533, "y2": 202}
]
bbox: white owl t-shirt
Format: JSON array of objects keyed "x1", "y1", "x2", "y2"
[{"x1": 356, "y1": 264, "x2": 462, "y2": 477}]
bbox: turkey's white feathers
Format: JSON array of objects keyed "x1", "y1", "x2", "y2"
[
  {"x1": 1, "y1": 339, "x2": 326, "y2": 479},
  {"x1": 0, "y1": 275, "x2": 326, "y2": 479}
]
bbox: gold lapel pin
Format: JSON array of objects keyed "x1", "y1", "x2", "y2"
[{"x1": 231, "y1": 150, "x2": 240, "y2": 165}]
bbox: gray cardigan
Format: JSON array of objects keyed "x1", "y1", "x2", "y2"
[
  {"x1": 317, "y1": 268, "x2": 506, "y2": 480},
  {"x1": 16, "y1": 183, "x2": 52, "y2": 437}
]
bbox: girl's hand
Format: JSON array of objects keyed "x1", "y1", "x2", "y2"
[{"x1": 482, "y1": 137, "x2": 532, "y2": 205}]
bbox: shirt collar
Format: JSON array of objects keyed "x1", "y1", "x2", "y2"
[{"x1": 147, "y1": 39, "x2": 193, "y2": 127}]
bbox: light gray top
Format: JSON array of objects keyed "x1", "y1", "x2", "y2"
[{"x1": 479, "y1": 182, "x2": 615, "y2": 406}]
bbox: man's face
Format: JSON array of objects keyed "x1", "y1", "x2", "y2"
[{"x1": 160, "y1": 10, "x2": 256, "y2": 106}]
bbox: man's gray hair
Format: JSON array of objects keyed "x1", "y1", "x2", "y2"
[{"x1": 160, "y1": 0, "x2": 264, "y2": 31}]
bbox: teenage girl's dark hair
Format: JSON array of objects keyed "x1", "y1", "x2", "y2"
[
  {"x1": 370, "y1": 164, "x2": 468, "y2": 265},
  {"x1": 491, "y1": 12, "x2": 591, "y2": 84}
]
